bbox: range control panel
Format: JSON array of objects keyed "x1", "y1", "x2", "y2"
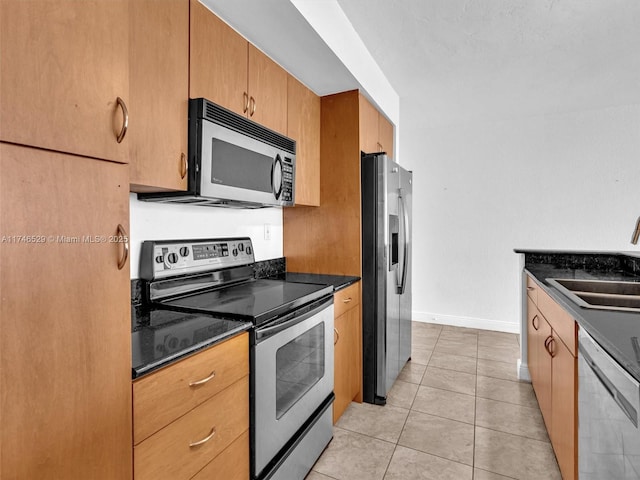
[{"x1": 140, "y1": 237, "x2": 254, "y2": 280}]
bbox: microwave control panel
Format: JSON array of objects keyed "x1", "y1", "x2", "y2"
[{"x1": 140, "y1": 237, "x2": 254, "y2": 280}]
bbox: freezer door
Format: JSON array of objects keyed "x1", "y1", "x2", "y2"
[
  {"x1": 382, "y1": 157, "x2": 401, "y2": 398},
  {"x1": 398, "y1": 167, "x2": 413, "y2": 365}
]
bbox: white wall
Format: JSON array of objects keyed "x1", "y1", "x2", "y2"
[
  {"x1": 401, "y1": 102, "x2": 640, "y2": 332},
  {"x1": 129, "y1": 194, "x2": 283, "y2": 278}
]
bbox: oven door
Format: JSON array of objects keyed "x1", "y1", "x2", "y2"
[{"x1": 252, "y1": 296, "x2": 334, "y2": 478}]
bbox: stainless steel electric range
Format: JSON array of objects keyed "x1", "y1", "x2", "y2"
[{"x1": 135, "y1": 237, "x2": 334, "y2": 480}]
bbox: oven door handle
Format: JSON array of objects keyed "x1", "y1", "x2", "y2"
[{"x1": 255, "y1": 296, "x2": 333, "y2": 343}]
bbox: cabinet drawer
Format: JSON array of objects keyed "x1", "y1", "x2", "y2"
[
  {"x1": 134, "y1": 376, "x2": 249, "y2": 480},
  {"x1": 536, "y1": 287, "x2": 577, "y2": 356},
  {"x1": 334, "y1": 282, "x2": 360, "y2": 318},
  {"x1": 133, "y1": 332, "x2": 248, "y2": 444},
  {"x1": 526, "y1": 274, "x2": 538, "y2": 304},
  {"x1": 191, "y1": 429, "x2": 249, "y2": 480}
]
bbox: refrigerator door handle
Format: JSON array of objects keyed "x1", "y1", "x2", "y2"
[{"x1": 398, "y1": 190, "x2": 409, "y2": 294}]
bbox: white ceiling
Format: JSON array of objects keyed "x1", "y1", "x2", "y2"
[
  {"x1": 337, "y1": 0, "x2": 640, "y2": 128},
  {"x1": 202, "y1": 0, "x2": 640, "y2": 129}
]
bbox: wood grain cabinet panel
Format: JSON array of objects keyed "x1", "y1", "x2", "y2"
[
  {"x1": 0, "y1": 0, "x2": 130, "y2": 163},
  {"x1": 189, "y1": 0, "x2": 248, "y2": 116},
  {"x1": 359, "y1": 93, "x2": 380, "y2": 154},
  {"x1": 191, "y1": 430, "x2": 250, "y2": 480},
  {"x1": 525, "y1": 274, "x2": 578, "y2": 480},
  {"x1": 189, "y1": 3, "x2": 288, "y2": 135},
  {"x1": 134, "y1": 377, "x2": 249, "y2": 480},
  {"x1": 333, "y1": 281, "x2": 362, "y2": 423},
  {"x1": 129, "y1": 0, "x2": 189, "y2": 192},
  {"x1": 334, "y1": 283, "x2": 360, "y2": 319},
  {"x1": 248, "y1": 44, "x2": 288, "y2": 135},
  {"x1": 133, "y1": 332, "x2": 249, "y2": 445},
  {"x1": 334, "y1": 304, "x2": 361, "y2": 423},
  {"x1": 0, "y1": 143, "x2": 131, "y2": 480},
  {"x1": 378, "y1": 114, "x2": 394, "y2": 159},
  {"x1": 550, "y1": 335, "x2": 577, "y2": 480},
  {"x1": 287, "y1": 74, "x2": 320, "y2": 206}
]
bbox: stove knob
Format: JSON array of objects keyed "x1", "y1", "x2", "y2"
[
  {"x1": 232, "y1": 248, "x2": 238, "y2": 257},
  {"x1": 155, "y1": 255, "x2": 164, "y2": 264},
  {"x1": 246, "y1": 246, "x2": 252, "y2": 255},
  {"x1": 167, "y1": 253, "x2": 178, "y2": 264},
  {"x1": 179, "y1": 247, "x2": 189, "y2": 257},
  {"x1": 238, "y1": 243, "x2": 244, "y2": 252}
]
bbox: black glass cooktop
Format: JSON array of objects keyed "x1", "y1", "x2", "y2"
[{"x1": 159, "y1": 279, "x2": 333, "y2": 326}]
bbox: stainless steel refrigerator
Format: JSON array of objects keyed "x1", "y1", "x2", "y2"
[{"x1": 361, "y1": 152, "x2": 412, "y2": 405}]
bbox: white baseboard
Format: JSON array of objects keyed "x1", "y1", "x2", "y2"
[
  {"x1": 517, "y1": 359, "x2": 531, "y2": 382},
  {"x1": 412, "y1": 310, "x2": 520, "y2": 334}
]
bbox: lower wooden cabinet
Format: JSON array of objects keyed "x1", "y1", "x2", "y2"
[
  {"x1": 333, "y1": 282, "x2": 362, "y2": 423},
  {"x1": 133, "y1": 333, "x2": 249, "y2": 480},
  {"x1": 0, "y1": 143, "x2": 132, "y2": 479},
  {"x1": 526, "y1": 275, "x2": 577, "y2": 480}
]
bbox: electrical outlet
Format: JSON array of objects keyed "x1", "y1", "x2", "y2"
[{"x1": 264, "y1": 223, "x2": 271, "y2": 241}]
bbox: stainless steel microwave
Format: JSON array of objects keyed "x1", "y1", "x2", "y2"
[{"x1": 138, "y1": 98, "x2": 296, "y2": 208}]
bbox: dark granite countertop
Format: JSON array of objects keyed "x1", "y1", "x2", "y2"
[
  {"x1": 516, "y1": 250, "x2": 640, "y2": 382},
  {"x1": 269, "y1": 272, "x2": 360, "y2": 291},
  {"x1": 131, "y1": 305, "x2": 251, "y2": 379}
]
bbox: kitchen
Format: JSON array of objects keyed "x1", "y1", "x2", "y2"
[{"x1": 1, "y1": 1, "x2": 640, "y2": 479}]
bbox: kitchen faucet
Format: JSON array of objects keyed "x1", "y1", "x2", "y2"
[{"x1": 631, "y1": 216, "x2": 640, "y2": 244}]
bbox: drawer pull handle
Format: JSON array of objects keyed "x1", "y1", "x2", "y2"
[
  {"x1": 342, "y1": 297, "x2": 353, "y2": 304},
  {"x1": 334, "y1": 327, "x2": 340, "y2": 345},
  {"x1": 189, "y1": 427, "x2": 216, "y2": 448},
  {"x1": 532, "y1": 314, "x2": 539, "y2": 331},
  {"x1": 189, "y1": 371, "x2": 216, "y2": 387},
  {"x1": 180, "y1": 152, "x2": 188, "y2": 179},
  {"x1": 526, "y1": 286, "x2": 535, "y2": 291}
]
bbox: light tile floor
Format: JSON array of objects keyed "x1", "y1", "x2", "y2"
[{"x1": 306, "y1": 321, "x2": 562, "y2": 480}]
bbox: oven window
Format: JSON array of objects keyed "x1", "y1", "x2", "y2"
[{"x1": 275, "y1": 323, "x2": 325, "y2": 419}]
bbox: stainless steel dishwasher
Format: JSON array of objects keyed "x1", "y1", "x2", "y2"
[{"x1": 578, "y1": 328, "x2": 640, "y2": 479}]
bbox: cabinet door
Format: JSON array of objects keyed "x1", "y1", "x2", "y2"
[
  {"x1": 551, "y1": 337, "x2": 577, "y2": 480},
  {"x1": 189, "y1": 0, "x2": 248, "y2": 116},
  {"x1": 359, "y1": 93, "x2": 379, "y2": 154},
  {"x1": 287, "y1": 75, "x2": 320, "y2": 206},
  {"x1": 248, "y1": 44, "x2": 288, "y2": 135},
  {"x1": 526, "y1": 297, "x2": 540, "y2": 386},
  {"x1": 130, "y1": 0, "x2": 189, "y2": 192},
  {"x1": 0, "y1": 143, "x2": 131, "y2": 479},
  {"x1": 333, "y1": 306, "x2": 360, "y2": 423},
  {"x1": 535, "y1": 316, "x2": 553, "y2": 431},
  {"x1": 378, "y1": 114, "x2": 394, "y2": 159},
  {"x1": 0, "y1": 0, "x2": 129, "y2": 163}
]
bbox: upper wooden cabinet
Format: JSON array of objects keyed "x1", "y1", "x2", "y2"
[
  {"x1": 0, "y1": 0, "x2": 130, "y2": 163},
  {"x1": 1, "y1": 143, "x2": 132, "y2": 479},
  {"x1": 358, "y1": 93, "x2": 394, "y2": 159},
  {"x1": 189, "y1": 1, "x2": 287, "y2": 135},
  {"x1": 189, "y1": 0, "x2": 248, "y2": 117},
  {"x1": 129, "y1": 0, "x2": 189, "y2": 192},
  {"x1": 287, "y1": 75, "x2": 320, "y2": 206}
]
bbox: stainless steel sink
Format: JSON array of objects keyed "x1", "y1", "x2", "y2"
[{"x1": 546, "y1": 278, "x2": 640, "y2": 312}]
